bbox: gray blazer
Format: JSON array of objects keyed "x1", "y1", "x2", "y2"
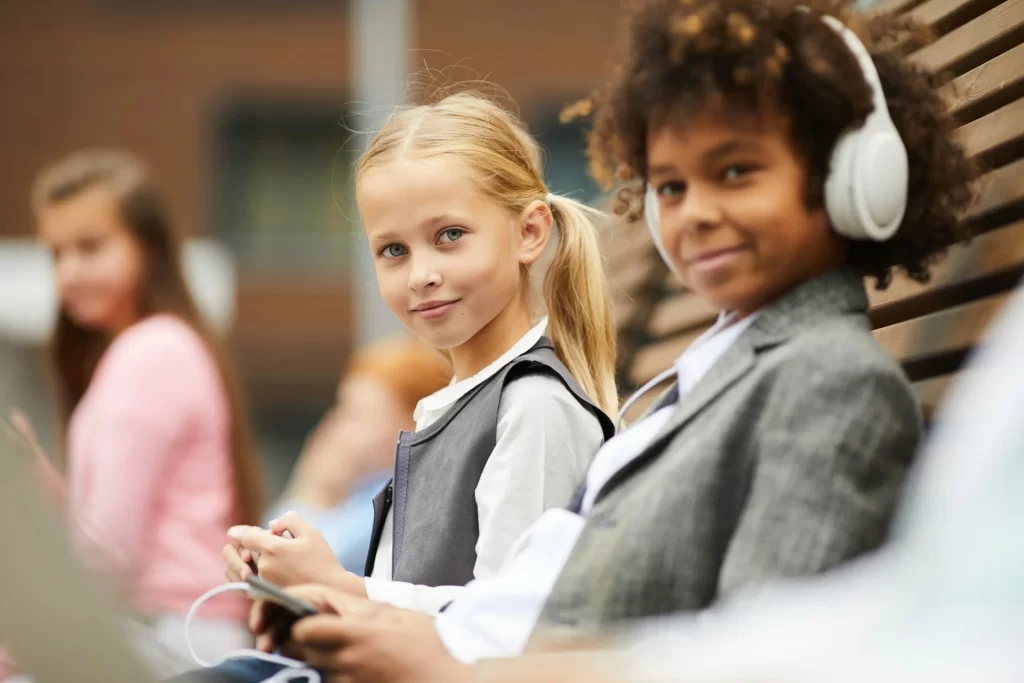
[{"x1": 533, "y1": 267, "x2": 922, "y2": 638}]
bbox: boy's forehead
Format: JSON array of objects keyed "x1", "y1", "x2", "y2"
[{"x1": 645, "y1": 104, "x2": 789, "y2": 168}]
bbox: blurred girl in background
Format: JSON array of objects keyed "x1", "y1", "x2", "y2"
[{"x1": 8, "y1": 149, "x2": 263, "y2": 674}]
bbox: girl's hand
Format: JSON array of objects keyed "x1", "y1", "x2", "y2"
[
  {"x1": 222, "y1": 542, "x2": 258, "y2": 582},
  {"x1": 9, "y1": 410, "x2": 65, "y2": 499},
  {"x1": 228, "y1": 512, "x2": 366, "y2": 595}
]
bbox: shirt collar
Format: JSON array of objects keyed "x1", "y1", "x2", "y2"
[
  {"x1": 413, "y1": 316, "x2": 549, "y2": 423},
  {"x1": 672, "y1": 311, "x2": 758, "y2": 396}
]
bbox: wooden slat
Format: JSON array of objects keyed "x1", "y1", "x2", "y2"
[
  {"x1": 873, "y1": 291, "x2": 1010, "y2": 379},
  {"x1": 942, "y1": 42, "x2": 1024, "y2": 122},
  {"x1": 612, "y1": 288, "x2": 638, "y2": 324},
  {"x1": 612, "y1": 255, "x2": 657, "y2": 294},
  {"x1": 605, "y1": 227, "x2": 654, "y2": 271},
  {"x1": 868, "y1": 219, "x2": 1024, "y2": 327},
  {"x1": 913, "y1": 373, "x2": 956, "y2": 410},
  {"x1": 955, "y1": 95, "x2": 1024, "y2": 167},
  {"x1": 873, "y1": 0, "x2": 932, "y2": 17},
  {"x1": 909, "y1": 0, "x2": 1005, "y2": 34},
  {"x1": 911, "y1": 0, "x2": 1024, "y2": 77},
  {"x1": 630, "y1": 324, "x2": 711, "y2": 386},
  {"x1": 964, "y1": 156, "x2": 1024, "y2": 230},
  {"x1": 648, "y1": 291, "x2": 718, "y2": 338},
  {"x1": 665, "y1": 273, "x2": 685, "y2": 291}
]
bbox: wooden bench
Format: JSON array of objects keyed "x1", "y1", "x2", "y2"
[{"x1": 605, "y1": 0, "x2": 1024, "y2": 421}]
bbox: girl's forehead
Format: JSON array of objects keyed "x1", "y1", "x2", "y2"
[{"x1": 38, "y1": 186, "x2": 123, "y2": 240}]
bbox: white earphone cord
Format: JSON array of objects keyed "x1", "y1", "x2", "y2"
[{"x1": 185, "y1": 582, "x2": 320, "y2": 683}]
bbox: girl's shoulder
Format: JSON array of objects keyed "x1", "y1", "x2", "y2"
[
  {"x1": 97, "y1": 314, "x2": 219, "y2": 390},
  {"x1": 500, "y1": 372, "x2": 605, "y2": 430}
]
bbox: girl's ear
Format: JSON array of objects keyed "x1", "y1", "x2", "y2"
[{"x1": 517, "y1": 200, "x2": 554, "y2": 266}]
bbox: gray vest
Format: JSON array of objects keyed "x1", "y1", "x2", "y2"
[{"x1": 364, "y1": 337, "x2": 614, "y2": 588}]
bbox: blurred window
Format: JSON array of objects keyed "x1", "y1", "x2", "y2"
[
  {"x1": 212, "y1": 96, "x2": 354, "y2": 276},
  {"x1": 528, "y1": 101, "x2": 602, "y2": 205}
]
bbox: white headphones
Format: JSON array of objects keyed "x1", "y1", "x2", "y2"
[{"x1": 645, "y1": 13, "x2": 909, "y2": 273}]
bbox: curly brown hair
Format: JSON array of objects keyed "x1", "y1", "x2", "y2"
[{"x1": 569, "y1": 0, "x2": 978, "y2": 289}]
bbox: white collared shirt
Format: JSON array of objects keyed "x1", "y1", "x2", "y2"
[
  {"x1": 435, "y1": 311, "x2": 757, "y2": 663},
  {"x1": 363, "y1": 317, "x2": 605, "y2": 615}
]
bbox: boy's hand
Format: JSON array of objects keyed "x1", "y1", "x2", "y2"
[
  {"x1": 227, "y1": 512, "x2": 365, "y2": 594},
  {"x1": 285, "y1": 595, "x2": 468, "y2": 683},
  {"x1": 249, "y1": 583, "x2": 376, "y2": 652}
]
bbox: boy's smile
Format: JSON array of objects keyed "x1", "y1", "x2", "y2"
[{"x1": 646, "y1": 106, "x2": 847, "y2": 318}]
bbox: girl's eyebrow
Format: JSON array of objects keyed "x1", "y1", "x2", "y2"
[
  {"x1": 368, "y1": 230, "x2": 401, "y2": 243},
  {"x1": 419, "y1": 213, "x2": 465, "y2": 230},
  {"x1": 370, "y1": 213, "x2": 471, "y2": 243}
]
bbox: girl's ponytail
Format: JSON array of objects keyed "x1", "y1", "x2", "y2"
[{"x1": 544, "y1": 194, "x2": 618, "y2": 418}]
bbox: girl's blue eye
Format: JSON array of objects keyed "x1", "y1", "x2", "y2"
[
  {"x1": 439, "y1": 228, "x2": 465, "y2": 244},
  {"x1": 381, "y1": 244, "x2": 408, "y2": 258}
]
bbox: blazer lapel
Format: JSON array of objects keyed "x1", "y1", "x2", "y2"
[
  {"x1": 591, "y1": 338, "x2": 757, "y2": 508},
  {"x1": 588, "y1": 267, "x2": 869, "y2": 510}
]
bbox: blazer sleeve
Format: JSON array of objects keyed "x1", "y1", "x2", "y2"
[{"x1": 717, "y1": 354, "x2": 921, "y2": 597}]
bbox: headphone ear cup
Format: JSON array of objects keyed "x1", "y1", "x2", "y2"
[
  {"x1": 825, "y1": 128, "x2": 908, "y2": 242},
  {"x1": 645, "y1": 186, "x2": 680, "y2": 276},
  {"x1": 824, "y1": 130, "x2": 863, "y2": 241}
]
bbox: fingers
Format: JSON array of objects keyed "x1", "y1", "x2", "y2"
[
  {"x1": 229, "y1": 525, "x2": 281, "y2": 555},
  {"x1": 249, "y1": 598, "x2": 267, "y2": 634},
  {"x1": 268, "y1": 510, "x2": 311, "y2": 538},
  {"x1": 222, "y1": 543, "x2": 252, "y2": 581},
  {"x1": 255, "y1": 632, "x2": 276, "y2": 654},
  {"x1": 281, "y1": 584, "x2": 343, "y2": 616},
  {"x1": 294, "y1": 643, "x2": 353, "y2": 674},
  {"x1": 227, "y1": 524, "x2": 263, "y2": 543},
  {"x1": 291, "y1": 614, "x2": 357, "y2": 649}
]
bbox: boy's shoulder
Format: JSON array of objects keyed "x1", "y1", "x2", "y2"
[
  {"x1": 769, "y1": 313, "x2": 905, "y2": 379},
  {"x1": 748, "y1": 314, "x2": 919, "y2": 425}
]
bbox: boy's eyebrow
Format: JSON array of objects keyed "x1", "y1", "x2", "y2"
[
  {"x1": 647, "y1": 163, "x2": 678, "y2": 177},
  {"x1": 647, "y1": 139, "x2": 762, "y2": 177},
  {"x1": 703, "y1": 139, "x2": 762, "y2": 162}
]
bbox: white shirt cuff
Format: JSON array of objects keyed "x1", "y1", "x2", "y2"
[{"x1": 364, "y1": 577, "x2": 464, "y2": 615}]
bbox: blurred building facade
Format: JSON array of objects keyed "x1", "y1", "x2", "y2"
[{"x1": 0, "y1": 0, "x2": 622, "y2": 494}]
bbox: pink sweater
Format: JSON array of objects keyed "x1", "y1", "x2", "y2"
[{"x1": 64, "y1": 314, "x2": 247, "y2": 621}]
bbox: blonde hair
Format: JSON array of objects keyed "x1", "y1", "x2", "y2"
[{"x1": 356, "y1": 93, "x2": 618, "y2": 417}]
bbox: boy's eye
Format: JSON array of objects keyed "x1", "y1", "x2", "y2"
[
  {"x1": 438, "y1": 228, "x2": 465, "y2": 244},
  {"x1": 78, "y1": 236, "x2": 105, "y2": 255},
  {"x1": 380, "y1": 244, "x2": 408, "y2": 259},
  {"x1": 722, "y1": 164, "x2": 757, "y2": 181},
  {"x1": 656, "y1": 181, "x2": 687, "y2": 197}
]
